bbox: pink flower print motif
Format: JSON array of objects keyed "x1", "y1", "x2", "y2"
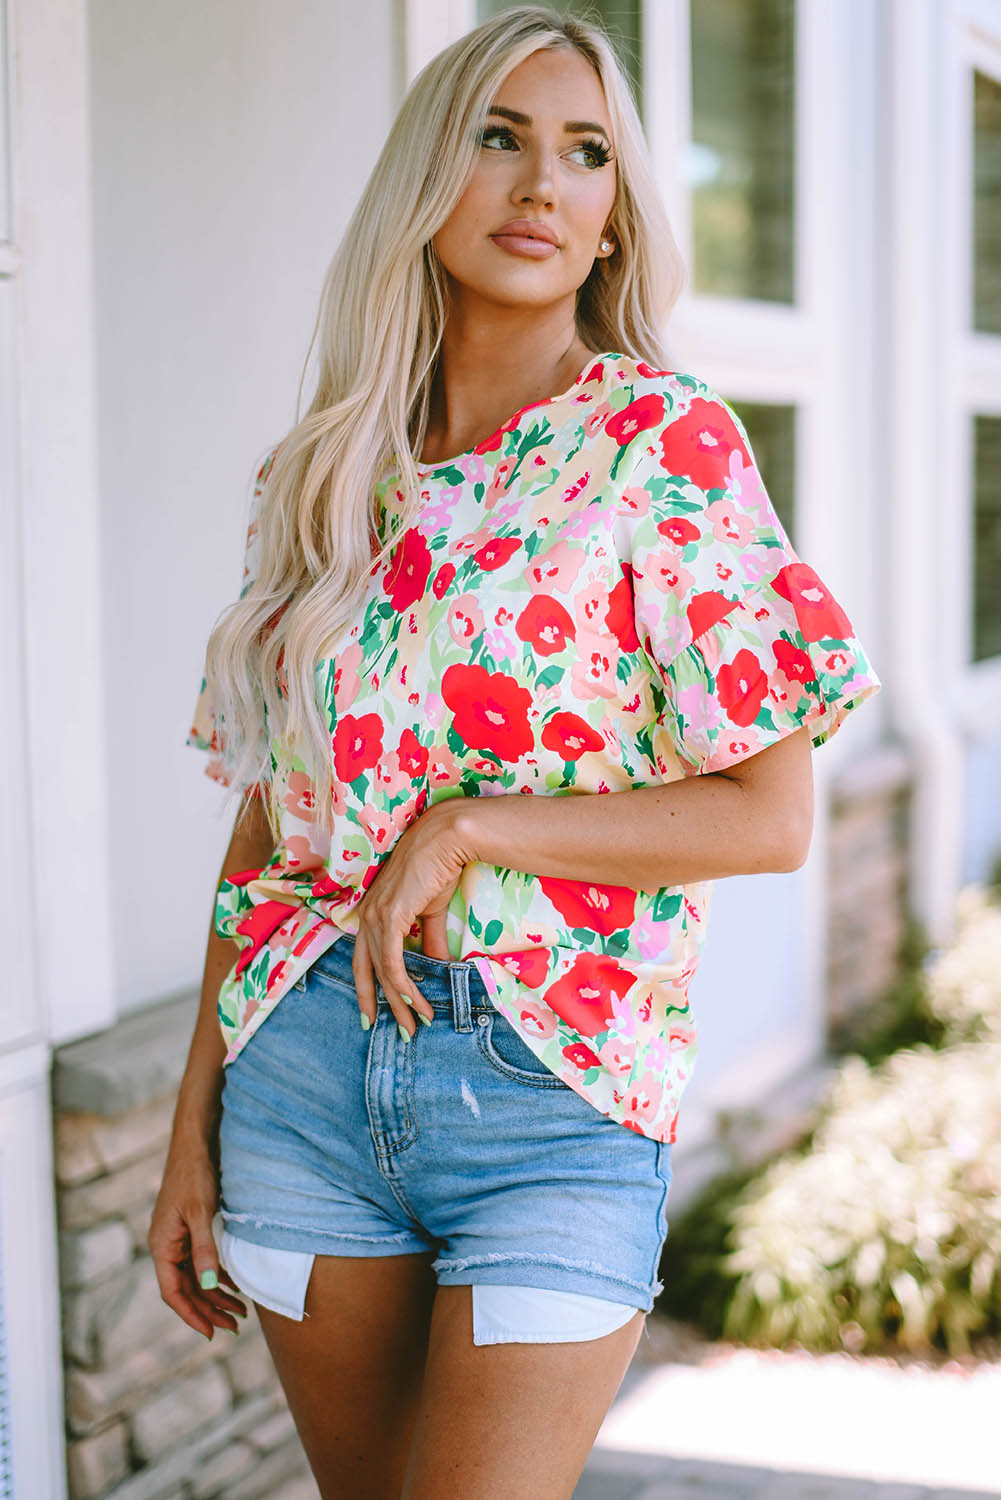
[
  {"x1": 631, "y1": 905, "x2": 671, "y2": 962},
  {"x1": 483, "y1": 458, "x2": 515, "y2": 509},
  {"x1": 458, "y1": 450, "x2": 488, "y2": 486},
  {"x1": 584, "y1": 401, "x2": 612, "y2": 438},
  {"x1": 391, "y1": 797, "x2": 419, "y2": 833},
  {"x1": 282, "y1": 835, "x2": 324, "y2": 873},
  {"x1": 573, "y1": 577, "x2": 611, "y2": 634},
  {"x1": 421, "y1": 484, "x2": 462, "y2": 534},
  {"x1": 517, "y1": 1002, "x2": 558, "y2": 1038},
  {"x1": 636, "y1": 596, "x2": 688, "y2": 662},
  {"x1": 675, "y1": 677, "x2": 722, "y2": 741},
  {"x1": 597, "y1": 1037, "x2": 634, "y2": 1077},
  {"x1": 570, "y1": 630, "x2": 620, "y2": 699},
  {"x1": 359, "y1": 803, "x2": 395, "y2": 853},
  {"x1": 453, "y1": 525, "x2": 493, "y2": 557},
  {"x1": 334, "y1": 641, "x2": 363, "y2": 711},
  {"x1": 524, "y1": 540, "x2": 586, "y2": 595},
  {"x1": 706, "y1": 495, "x2": 756, "y2": 551},
  {"x1": 424, "y1": 691, "x2": 446, "y2": 729},
  {"x1": 374, "y1": 756, "x2": 409, "y2": 798},
  {"x1": 448, "y1": 595, "x2": 484, "y2": 646},
  {"x1": 730, "y1": 445, "x2": 775, "y2": 528},
  {"x1": 427, "y1": 744, "x2": 461, "y2": 787},
  {"x1": 283, "y1": 771, "x2": 317, "y2": 821},
  {"x1": 644, "y1": 548, "x2": 694, "y2": 597},
  {"x1": 485, "y1": 627, "x2": 517, "y2": 661},
  {"x1": 621, "y1": 1071, "x2": 664, "y2": 1128},
  {"x1": 618, "y1": 485, "x2": 651, "y2": 517}
]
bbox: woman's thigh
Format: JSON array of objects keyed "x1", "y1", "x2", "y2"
[
  {"x1": 401, "y1": 1283, "x2": 647, "y2": 1500},
  {"x1": 255, "y1": 1248, "x2": 439, "y2": 1500}
]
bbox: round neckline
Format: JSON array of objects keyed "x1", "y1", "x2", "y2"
[{"x1": 414, "y1": 350, "x2": 619, "y2": 475}]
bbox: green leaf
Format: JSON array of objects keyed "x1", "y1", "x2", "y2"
[{"x1": 483, "y1": 919, "x2": 504, "y2": 946}]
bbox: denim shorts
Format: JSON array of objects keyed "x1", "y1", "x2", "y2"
[{"x1": 217, "y1": 933, "x2": 673, "y2": 1338}]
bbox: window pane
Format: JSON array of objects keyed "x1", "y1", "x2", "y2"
[
  {"x1": 689, "y1": 0, "x2": 796, "y2": 303},
  {"x1": 973, "y1": 70, "x2": 1001, "y2": 335},
  {"x1": 727, "y1": 400, "x2": 796, "y2": 544},
  {"x1": 476, "y1": 1, "x2": 642, "y2": 110},
  {"x1": 973, "y1": 415, "x2": 1001, "y2": 662}
]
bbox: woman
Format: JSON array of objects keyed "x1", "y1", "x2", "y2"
[{"x1": 150, "y1": 7, "x2": 881, "y2": 1497}]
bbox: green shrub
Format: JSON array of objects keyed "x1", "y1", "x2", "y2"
[
  {"x1": 719, "y1": 1041, "x2": 1001, "y2": 1355},
  {"x1": 658, "y1": 876, "x2": 1001, "y2": 1356}
]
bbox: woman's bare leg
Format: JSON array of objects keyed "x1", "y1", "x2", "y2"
[
  {"x1": 400, "y1": 1284, "x2": 646, "y2": 1500},
  {"x1": 254, "y1": 1249, "x2": 438, "y2": 1500}
]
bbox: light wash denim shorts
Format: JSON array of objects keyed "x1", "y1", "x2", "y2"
[{"x1": 217, "y1": 933, "x2": 673, "y2": 1343}]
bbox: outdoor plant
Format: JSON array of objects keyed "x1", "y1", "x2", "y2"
[{"x1": 657, "y1": 871, "x2": 1001, "y2": 1357}]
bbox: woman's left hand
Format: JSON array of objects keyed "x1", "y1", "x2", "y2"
[{"x1": 351, "y1": 799, "x2": 474, "y2": 1036}]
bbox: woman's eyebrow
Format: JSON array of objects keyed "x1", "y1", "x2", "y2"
[{"x1": 486, "y1": 104, "x2": 611, "y2": 141}]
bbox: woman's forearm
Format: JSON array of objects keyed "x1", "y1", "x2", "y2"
[
  {"x1": 451, "y1": 773, "x2": 802, "y2": 893},
  {"x1": 171, "y1": 796, "x2": 275, "y2": 1159}
]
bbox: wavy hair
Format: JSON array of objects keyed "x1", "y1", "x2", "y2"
[{"x1": 203, "y1": 2, "x2": 686, "y2": 841}]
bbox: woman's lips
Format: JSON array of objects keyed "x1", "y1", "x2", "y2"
[{"x1": 489, "y1": 233, "x2": 559, "y2": 259}]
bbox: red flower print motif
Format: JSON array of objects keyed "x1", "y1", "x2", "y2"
[
  {"x1": 605, "y1": 393, "x2": 665, "y2": 445},
  {"x1": 473, "y1": 535, "x2": 522, "y2": 571},
  {"x1": 659, "y1": 398, "x2": 748, "y2": 491},
  {"x1": 773, "y1": 637, "x2": 818, "y2": 685},
  {"x1": 384, "y1": 528, "x2": 432, "y2": 612},
  {"x1": 396, "y1": 727, "x2": 429, "y2": 779},
  {"x1": 605, "y1": 568, "x2": 639, "y2": 652},
  {"x1": 688, "y1": 590, "x2": 739, "y2": 641},
  {"x1": 563, "y1": 1041, "x2": 602, "y2": 1070},
  {"x1": 432, "y1": 561, "x2": 456, "y2": 598},
  {"x1": 538, "y1": 877, "x2": 636, "y2": 935},
  {"x1": 333, "y1": 712, "x2": 384, "y2": 783},
  {"x1": 515, "y1": 594, "x2": 577, "y2": 656},
  {"x1": 770, "y1": 562, "x2": 854, "y2": 643},
  {"x1": 540, "y1": 712, "x2": 604, "y2": 760},
  {"x1": 234, "y1": 899, "x2": 299, "y2": 978},
  {"x1": 545, "y1": 953, "x2": 634, "y2": 1036},
  {"x1": 441, "y1": 663, "x2": 534, "y2": 761},
  {"x1": 656, "y1": 515, "x2": 701, "y2": 548},
  {"x1": 501, "y1": 948, "x2": 551, "y2": 986},
  {"x1": 715, "y1": 648, "x2": 770, "y2": 727}
]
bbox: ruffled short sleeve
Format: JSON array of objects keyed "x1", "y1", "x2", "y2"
[
  {"x1": 185, "y1": 443, "x2": 279, "y2": 790},
  {"x1": 621, "y1": 379, "x2": 881, "y2": 777}
]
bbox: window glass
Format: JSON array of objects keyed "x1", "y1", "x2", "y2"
[
  {"x1": 689, "y1": 0, "x2": 796, "y2": 303},
  {"x1": 973, "y1": 414, "x2": 1001, "y2": 662},
  {"x1": 476, "y1": 1, "x2": 642, "y2": 110},
  {"x1": 973, "y1": 69, "x2": 1001, "y2": 334}
]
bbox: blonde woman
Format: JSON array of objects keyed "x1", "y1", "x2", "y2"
[{"x1": 149, "y1": 6, "x2": 881, "y2": 1496}]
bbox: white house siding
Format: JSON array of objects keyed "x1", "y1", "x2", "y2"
[{"x1": 87, "y1": 0, "x2": 401, "y2": 1014}]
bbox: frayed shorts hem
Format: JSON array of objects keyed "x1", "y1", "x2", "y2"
[
  {"x1": 220, "y1": 1210, "x2": 434, "y2": 1258},
  {"x1": 432, "y1": 1251, "x2": 662, "y2": 1313}
]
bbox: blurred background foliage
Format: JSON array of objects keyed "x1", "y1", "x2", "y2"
[{"x1": 656, "y1": 850, "x2": 1001, "y2": 1357}]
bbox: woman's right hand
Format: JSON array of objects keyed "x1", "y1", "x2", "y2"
[{"x1": 148, "y1": 1143, "x2": 248, "y2": 1338}]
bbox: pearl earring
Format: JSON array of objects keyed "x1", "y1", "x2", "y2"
[{"x1": 600, "y1": 239, "x2": 612, "y2": 253}]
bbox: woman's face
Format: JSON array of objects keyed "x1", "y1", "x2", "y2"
[{"x1": 431, "y1": 46, "x2": 618, "y2": 316}]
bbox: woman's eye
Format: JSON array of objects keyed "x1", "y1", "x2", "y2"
[{"x1": 478, "y1": 126, "x2": 517, "y2": 150}]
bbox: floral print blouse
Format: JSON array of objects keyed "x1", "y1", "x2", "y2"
[{"x1": 187, "y1": 351, "x2": 881, "y2": 1143}]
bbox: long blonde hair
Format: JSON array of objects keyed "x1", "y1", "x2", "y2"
[{"x1": 204, "y1": 3, "x2": 686, "y2": 842}]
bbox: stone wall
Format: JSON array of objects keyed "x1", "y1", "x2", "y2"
[
  {"x1": 52, "y1": 996, "x2": 316, "y2": 1500},
  {"x1": 826, "y1": 742, "x2": 914, "y2": 1043}
]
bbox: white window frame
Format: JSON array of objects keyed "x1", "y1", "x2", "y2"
[{"x1": 945, "y1": 0, "x2": 1001, "y2": 738}]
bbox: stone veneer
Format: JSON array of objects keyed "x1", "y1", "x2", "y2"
[
  {"x1": 826, "y1": 742, "x2": 914, "y2": 1045},
  {"x1": 52, "y1": 996, "x2": 315, "y2": 1500}
]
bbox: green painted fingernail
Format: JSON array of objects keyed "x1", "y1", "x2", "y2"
[
  {"x1": 360, "y1": 1012, "x2": 371, "y2": 1031},
  {"x1": 398, "y1": 1023, "x2": 411, "y2": 1044},
  {"x1": 199, "y1": 1268, "x2": 218, "y2": 1290},
  {"x1": 418, "y1": 1012, "x2": 433, "y2": 1027}
]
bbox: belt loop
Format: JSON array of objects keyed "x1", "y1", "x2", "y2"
[{"x1": 450, "y1": 962, "x2": 473, "y2": 1032}]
